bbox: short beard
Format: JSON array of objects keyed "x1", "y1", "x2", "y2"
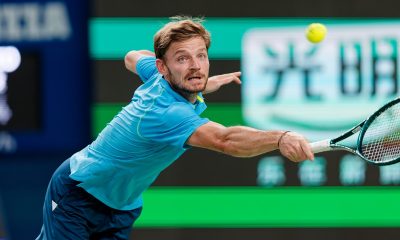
[{"x1": 165, "y1": 66, "x2": 207, "y2": 95}]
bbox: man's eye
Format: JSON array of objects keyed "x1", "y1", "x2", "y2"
[{"x1": 177, "y1": 57, "x2": 187, "y2": 63}]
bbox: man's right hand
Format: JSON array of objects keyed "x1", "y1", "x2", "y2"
[{"x1": 278, "y1": 131, "x2": 314, "y2": 162}]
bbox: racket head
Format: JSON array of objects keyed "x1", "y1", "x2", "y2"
[{"x1": 358, "y1": 97, "x2": 400, "y2": 165}]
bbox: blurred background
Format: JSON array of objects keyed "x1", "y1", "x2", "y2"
[{"x1": 1, "y1": 0, "x2": 400, "y2": 239}]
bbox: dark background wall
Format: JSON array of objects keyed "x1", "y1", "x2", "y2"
[{"x1": 92, "y1": 0, "x2": 400, "y2": 17}]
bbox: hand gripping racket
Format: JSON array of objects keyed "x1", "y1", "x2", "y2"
[{"x1": 310, "y1": 97, "x2": 400, "y2": 166}]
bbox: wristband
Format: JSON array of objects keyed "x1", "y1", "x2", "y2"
[{"x1": 277, "y1": 131, "x2": 291, "y2": 148}]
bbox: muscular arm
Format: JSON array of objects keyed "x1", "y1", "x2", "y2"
[
  {"x1": 124, "y1": 50, "x2": 155, "y2": 74},
  {"x1": 187, "y1": 121, "x2": 314, "y2": 162}
]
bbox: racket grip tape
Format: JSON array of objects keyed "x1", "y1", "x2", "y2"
[{"x1": 310, "y1": 139, "x2": 332, "y2": 153}]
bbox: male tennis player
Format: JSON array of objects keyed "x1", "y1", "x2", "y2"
[{"x1": 36, "y1": 16, "x2": 314, "y2": 239}]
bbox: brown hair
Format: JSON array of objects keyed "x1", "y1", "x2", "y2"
[{"x1": 154, "y1": 16, "x2": 211, "y2": 59}]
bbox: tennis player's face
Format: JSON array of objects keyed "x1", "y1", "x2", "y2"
[{"x1": 159, "y1": 37, "x2": 209, "y2": 95}]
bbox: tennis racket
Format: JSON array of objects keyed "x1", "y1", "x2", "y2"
[{"x1": 310, "y1": 97, "x2": 400, "y2": 166}]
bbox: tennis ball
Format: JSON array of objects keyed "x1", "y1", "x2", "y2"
[{"x1": 305, "y1": 23, "x2": 327, "y2": 44}]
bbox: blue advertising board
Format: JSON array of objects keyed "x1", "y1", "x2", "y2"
[{"x1": 0, "y1": 0, "x2": 89, "y2": 154}]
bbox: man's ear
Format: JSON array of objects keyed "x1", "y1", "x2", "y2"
[{"x1": 156, "y1": 59, "x2": 167, "y2": 76}]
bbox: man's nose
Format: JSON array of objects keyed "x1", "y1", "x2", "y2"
[{"x1": 189, "y1": 58, "x2": 200, "y2": 69}]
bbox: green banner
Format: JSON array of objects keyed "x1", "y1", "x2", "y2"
[
  {"x1": 90, "y1": 18, "x2": 400, "y2": 59},
  {"x1": 136, "y1": 186, "x2": 400, "y2": 227}
]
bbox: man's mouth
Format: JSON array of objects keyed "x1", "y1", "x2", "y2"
[{"x1": 187, "y1": 76, "x2": 202, "y2": 81}]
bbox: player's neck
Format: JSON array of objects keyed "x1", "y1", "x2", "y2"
[{"x1": 177, "y1": 90, "x2": 197, "y2": 103}]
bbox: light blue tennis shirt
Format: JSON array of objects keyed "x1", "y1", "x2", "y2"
[{"x1": 69, "y1": 56, "x2": 209, "y2": 210}]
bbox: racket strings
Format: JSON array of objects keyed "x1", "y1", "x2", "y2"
[{"x1": 361, "y1": 104, "x2": 400, "y2": 163}]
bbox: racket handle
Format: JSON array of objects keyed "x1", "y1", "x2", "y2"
[{"x1": 310, "y1": 139, "x2": 332, "y2": 153}]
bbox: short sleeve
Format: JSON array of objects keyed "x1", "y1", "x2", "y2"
[
  {"x1": 138, "y1": 103, "x2": 209, "y2": 148},
  {"x1": 136, "y1": 56, "x2": 159, "y2": 83}
]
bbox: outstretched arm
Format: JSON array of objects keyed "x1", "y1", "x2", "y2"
[
  {"x1": 124, "y1": 50, "x2": 155, "y2": 74},
  {"x1": 203, "y1": 72, "x2": 241, "y2": 94},
  {"x1": 187, "y1": 121, "x2": 314, "y2": 162}
]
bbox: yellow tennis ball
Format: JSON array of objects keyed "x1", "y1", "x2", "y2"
[{"x1": 306, "y1": 23, "x2": 327, "y2": 44}]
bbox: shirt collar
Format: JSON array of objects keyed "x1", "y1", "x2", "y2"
[{"x1": 159, "y1": 77, "x2": 207, "y2": 114}]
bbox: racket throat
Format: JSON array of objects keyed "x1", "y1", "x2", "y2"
[{"x1": 310, "y1": 139, "x2": 332, "y2": 153}]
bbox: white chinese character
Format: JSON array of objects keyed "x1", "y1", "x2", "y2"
[
  {"x1": 340, "y1": 155, "x2": 366, "y2": 185},
  {"x1": 298, "y1": 157, "x2": 326, "y2": 186},
  {"x1": 257, "y1": 156, "x2": 285, "y2": 187},
  {"x1": 380, "y1": 163, "x2": 400, "y2": 185}
]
